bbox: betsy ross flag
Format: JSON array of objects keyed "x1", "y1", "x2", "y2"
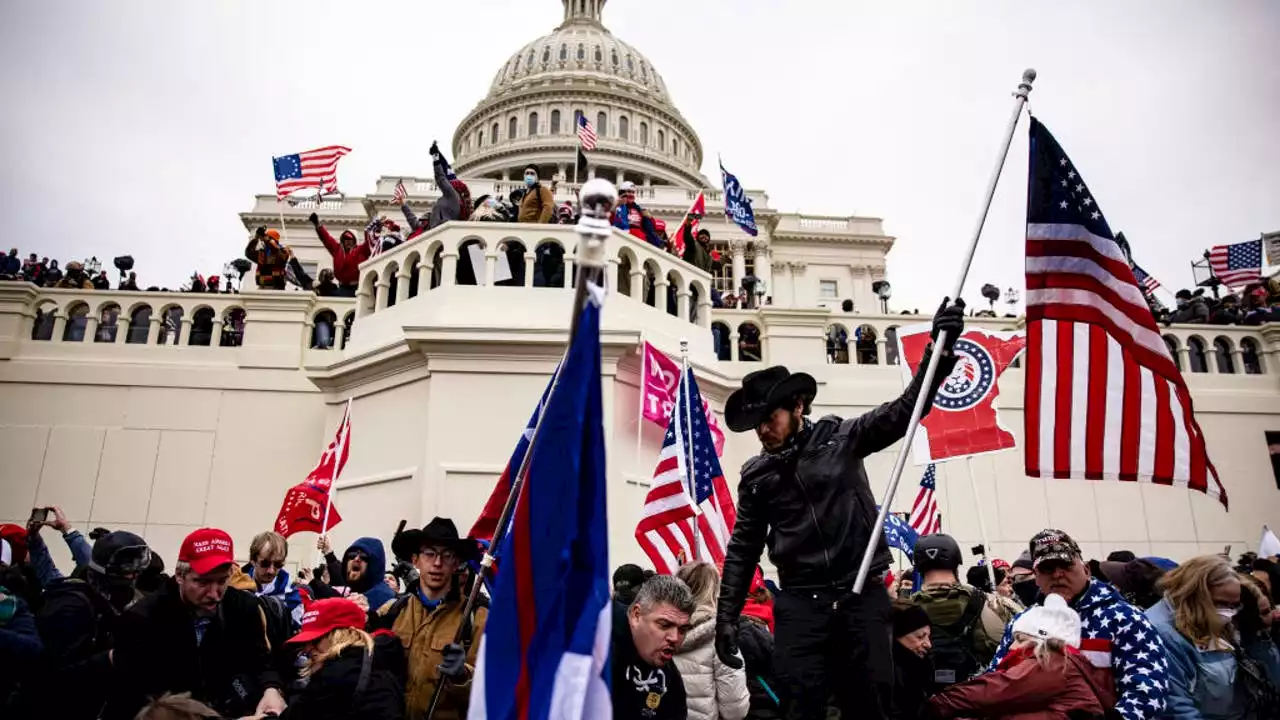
[
  {"x1": 391, "y1": 179, "x2": 408, "y2": 205},
  {"x1": 1208, "y1": 239, "x2": 1264, "y2": 289},
  {"x1": 908, "y1": 464, "x2": 942, "y2": 535},
  {"x1": 635, "y1": 367, "x2": 737, "y2": 574},
  {"x1": 468, "y1": 373, "x2": 555, "y2": 543},
  {"x1": 470, "y1": 284, "x2": 610, "y2": 720},
  {"x1": 577, "y1": 115, "x2": 597, "y2": 151},
  {"x1": 1131, "y1": 263, "x2": 1161, "y2": 297},
  {"x1": 1024, "y1": 118, "x2": 1225, "y2": 507},
  {"x1": 670, "y1": 192, "x2": 706, "y2": 256},
  {"x1": 272, "y1": 145, "x2": 351, "y2": 200},
  {"x1": 274, "y1": 401, "x2": 351, "y2": 537}
]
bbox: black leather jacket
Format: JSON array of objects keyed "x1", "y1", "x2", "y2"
[{"x1": 719, "y1": 348, "x2": 956, "y2": 622}]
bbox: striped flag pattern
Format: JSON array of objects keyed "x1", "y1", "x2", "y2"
[
  {"x1": 272, "y1": 145, "x2": 351, "y2": 200},
  {"x1": 1131, "y1": 263, "x2": 1161, "y2": 297},
  {"x1": 391, "y1": 179, "x2": 407, "y2": 205},
  {"x1": 908, "y1": 464, "x2": 942, "y2": 535},
  {"x1": 1024, "y1": 118, "x2": 1225, "y2": 508},
  {"x1": 577, "y1": 115, "x2": 598, "y2": 151},
  {"x1": 1208, "y1": 240, "x2": 1264, "y2": 288},
  {"x1": 636, "y1": 368, "x2": 736, "y2": 574}
]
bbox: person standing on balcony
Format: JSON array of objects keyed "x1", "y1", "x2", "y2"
[
  {"x1": 310, "y1": 214, "x2": 368, "y2": 298},
  {"x1": 612, "y1": 181, "x2": 664, "y2": 248},
  {"x1": 517, "y1": 166, "x2": 554, "y2": 224},
  {"x1": 401, "y1": 142, "x2": 471, "y2": 241},
  {"x1": 245, "y1": 226, "x2": 289, "y2": 290},
  {"x1": 714, "y1": 300, "x2": 965, "y2": 720},
  {"x1": 56, "y1": 261, "x2": 94, "y2": 289}
]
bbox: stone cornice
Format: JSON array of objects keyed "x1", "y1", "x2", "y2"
[{"x1": 772, "y1": 232, "x2": 896, "y2": 248}]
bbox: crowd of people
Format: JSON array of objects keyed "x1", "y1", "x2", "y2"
[{"x1": 1154, "y1": 285, "x2": 1280, "y2": 327}]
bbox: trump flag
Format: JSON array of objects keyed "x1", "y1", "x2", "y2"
[{"x1": 897, "y1": 324, "x2": 1026, "y2": 464}]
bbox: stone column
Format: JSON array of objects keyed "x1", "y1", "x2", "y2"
[
  {"x1": 333, "y1": 322, "x2": 346, "y2": 351},
  {"x1": 1177, "y1": 345, "x2": 1190, "y2": 371},
  {"x1": 1206, "y1": 344, "x2": 1219, "y2": 374},
  {"x1": 676, "y1": 289, "x2": 690, "y2": 322},
  {"x1": 557, "y1": 163, "x2": 567, "y2": 184},
  {"x1": 396, "y1": 270, "x2": 412, "y2": 303},
  {"x1": 642, "y1": 175, "x2": 652, "y2": 187},
  {"x1": 654, "y1": 278, "x2": 669, "y2": 312},
  {"x1": 730, "y1": 239, "x2": 746, "y2": 296},
  {"x1": 374, "y1": 280, "x2": 390, "y2": 312},
  {"x1": 356, "y1": 288, "x2": 373, "y2": 319},
  {"x1": 615, "y1": 168, "x2": 624, "y2": 185},
  {"x1": 115, "y1": 315, "x2": 129, "y2": 344},
  {"x1": 756, "y1": 246, "x2": 773, "y2": 304},
  {"x1": 630, "y1": 270, "x2": 645, "y2": 301},
  {"x1": 875, "y1": 336, "x2": 886, "y2": 365},
  {"x1": 441, "y1": 252, "x2": 458, "y2": 286},
  {"x1": 729, "y1": 331, "x2": 740, "y2": 361},
  {"x1": 790, "y1": 262, "x2": 807, "y2": 307},
  {"x1": 51, "y1": 313, "x2": 67, "y2": 342},
  {"x1": 146, "y1": 316, "x2": 161, "y2": 344},
  {"x1": 484, "y1": 252, "x2": 498, "y2": 286},
  {"x1": 417, "y1": 262, "x2": 433, "y2": 292},
  {"x1": 524, "y1": 253, "x2": 536, "y2": 287},
  {"x1": 84, "y1": 316, "x2": 100, "y2": 343},
  {"x1": 697, "y1": 297, "x2": 712, "y2": 328},
  {"x1": 1231, "y1": 347, "x2": 1245, "y2": 374},
  {"x1": 564, "y1": 256, "x2": 576, "y2": 291},
  {"x1": 772, "y1": 260, "x2": 790, "y2": 309}
]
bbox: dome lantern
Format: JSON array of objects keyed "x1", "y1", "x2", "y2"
[{"x1": 561, "y1": 0, "x2": 606, "y2": 26}]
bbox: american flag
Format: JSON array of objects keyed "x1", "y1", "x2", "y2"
[
  {"x1": 635, "y1": 368, "x2": 736, "y2": 574},
  {"x1": 1024, "y1": 118, "x2": 1225, "y2": 507},
  {"x1": 1208, "y1": 240, "x2": 1264, "y2": 288},
  {"x1": 577, "y1": 115, "x2": 597, "y2": 151},
  {"x1": 1131, "y1": 263, "x2": 1161, "y2": 297},
  {"x1": 391, "y1": 179, "x2": 407, "y2": 205},
  {"x1": 908, "y1": 464, "x2": 942, "y2": 535},
  {"x1": 272, "y1": 145, "x2": 351, "y2": 200}
]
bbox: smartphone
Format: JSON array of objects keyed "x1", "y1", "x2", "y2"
[{"x1": 29, "y1": 507, "x2": 50, "y2": 525}]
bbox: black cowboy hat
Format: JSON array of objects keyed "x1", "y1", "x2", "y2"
[
  {"x1": 391, "y1": 517, "x2": 480, "y2": 564},
  {"x1": 724, "y1": 366, "x2": 817, "y2": 433}
]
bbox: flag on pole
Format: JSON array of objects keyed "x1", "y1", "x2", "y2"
[
  {"x1": 882, "y1": 509, "x2": 920, "y2": 559},
  {"x1": 468, "y1": 374, "x2": 555, "y2": 544},
  {"x1": 635, "y1": 367, "x2": 736, "y2": 574},
  {"x1": 1024, "y1": 118, "x2": 1225, "y2": 507},
  {"x1": 640, "y1": 341, "x2": 726, "y2": 456},
  {"x1": 303, "y1": 403, "x2": 351, "y2": 492},
  {"x1": 391, "y1": 179, "x2": 408, "y2": 205},
  {"x1": 272, "y1": 145, "x2": 351, "y2": 200},
  {"x1": 274, "y1": 401, "x2": 351, "y2": 536},
  {"x1": 576, "y1": 148, "x2": 589, "y2": 183},
  {"x1": 470, "y1": 284, "x2": 610, "y2": 720},
  {"x1": 720, "y1": 160, "x2": 758, "y2": 237},
  {"x1": 670, "y1": 192, "x2": 706, "y2": 256},
  {"x1": 908, "y1": 464, "x2": 942, "y2": 535},
  {"x1": 1131, "y1": 263, "x2": 1161, "y2": 297},
  {"x1": 577, "y1": 115, "x2": 598, "y2": 151},
  {"x1": 1208, "y1": 240, "x2": 1264, "y2": 288}
]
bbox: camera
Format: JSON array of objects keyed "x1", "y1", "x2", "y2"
[
  {"x1": 113, "y1": 255, "x2": 134, "y2": 279},
  {"x1": 971, "y1": 544, "x2": 986, "y2": 557}
]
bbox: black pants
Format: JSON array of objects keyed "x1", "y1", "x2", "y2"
[{"x1": 773, "y1": 584, "x2": 893, "y2": 720}]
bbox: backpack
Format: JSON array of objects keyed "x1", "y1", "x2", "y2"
[{"x1": 919, "y1": 589, "x2": 986, "y2": 690}]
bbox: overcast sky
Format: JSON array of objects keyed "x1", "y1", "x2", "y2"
[{"x1": 2, "y1": 0, "x2": 1276, "y2": 309}]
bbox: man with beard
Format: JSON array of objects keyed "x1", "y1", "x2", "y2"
[
  {"x1": 613, "y1": 574, "x2": 692, "y2": 720},
  {"x1": 376, "y1": 517, "x2": 485, "y2": 719},
  {"x1": 19, "y1": 531, "x2": 151, "y2": 719},
  {"x1": 103, "y1": 528, "x2": 285, "y2": 720},
  {"x1": 714, "y1": 299, "x2": 965, "y2": 720},
  {"x1": 335, "y1": 537, "x2": 395, "y2": 612}
]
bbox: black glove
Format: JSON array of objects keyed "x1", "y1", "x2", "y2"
[
  {"x1": 437, "y1": 642, "x2": 468, "y2": 680},
  {"x1": 715, "y1": 622, "x2": 744, "y2": 670},
  {"x1": 931, "y1": 297, "x2": 966, "y2": 354},
  {"x1": 307, "y1": 212, "x2": 319, "y2": 227},
  {"x1": 429, "y1": 141, "x2": 441, "y2": 159}
]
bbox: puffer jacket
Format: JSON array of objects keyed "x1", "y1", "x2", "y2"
[
  {"x1": 927, "y1": 646, "x2": 1112, "y2": 720},
  {"x1": 719, "y1": 347, "x2": 956, "y2": 621},
  {"x1": 672, "y1": 606, "x2": 750, "y2": 720}
]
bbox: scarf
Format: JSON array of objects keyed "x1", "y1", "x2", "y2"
[{"x1": 763, "y1": 418, "x2": 813, "y2": 462}]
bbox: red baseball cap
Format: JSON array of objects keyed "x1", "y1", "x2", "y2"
[
  {"x1": 992, "y1": 558, "x2": 1011, "y2": 572},
  {"x1": 287, "y1": 598, "x2": 367, "y2": 645},
  {"x1": 178, "y1": 528, "x2": 235, "y2": 575}
]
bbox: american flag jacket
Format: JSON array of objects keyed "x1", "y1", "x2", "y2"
[{"x1": 990, "y1": 578, "x2": 1169, "y2": 720}]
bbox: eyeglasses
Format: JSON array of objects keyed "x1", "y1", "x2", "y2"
[
  {"x1": 255, "y1": 558, "x2": 285, "y2": 570},
  {"x1": 420, "y1": 549, "x2": 458, "y2": 565}
]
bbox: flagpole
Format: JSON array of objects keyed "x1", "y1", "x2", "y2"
[
  {"x1": 424, "y1": 179, "x2": 618, "y2": 720},
  {"x1": 315, "y1": 397, "x2": 350, "y2": 569},
  {"x1": 636, "y1": 333, "x2": 646, "y2": 473},
  {"x1": 964, "y1": 456, "x2": 998, "y2": 591},
  {"x1": 853, "y1": 68, "x2": 1036, "y2": 594},
  {"x1": 680, "y1": 338, "x2": 700, "y2": 561}
]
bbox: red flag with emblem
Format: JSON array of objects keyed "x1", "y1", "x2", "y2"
[
  {"x1": 274, "y1": 482, "x2": 343, "y2": 538},
  {"x1": 670, "y1": 192, "x2": 706, "y2": 256}
]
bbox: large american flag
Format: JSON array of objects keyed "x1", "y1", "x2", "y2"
[
  {"x1": 636, "y1": 368, "x2": 736, "y2": 574},
  {"x1": 272, "y1": 145, "x2": 351, "y2": 200},
  {"x1": 1208, "y1": 239, "x2": 1264, "y2": 288},
  {"x1": 391, "y1": 179, "x2": 407, "y2": 205},
  {"x1": 1131, "y1": 263, "x2": 1161, "y2": 297},
  {"x1": 1024, "y1": 118, "x2": 1225, "y2": 507},
  {"x1": 908, "y1": 464, "x2": 942, "y2": 535},
  {"x1": 577, "y1": 115, "x2": 598, "y2": 151}
]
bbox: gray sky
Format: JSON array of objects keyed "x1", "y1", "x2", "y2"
[{"x1": 3, "y1": 0, "x2": 1276, "y2": 309}]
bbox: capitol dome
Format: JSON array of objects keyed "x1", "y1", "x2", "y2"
[{"x1": 452, "y1": 0, "x2": 706, "y2": 189}]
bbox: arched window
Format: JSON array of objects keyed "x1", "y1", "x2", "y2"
[
  {"x1": 542, "y1": 47, "x2": 550, "y2": 64},
  {"x1": 611, "y1": 49, "x2": 619, "y2": 66},
  {"x1": 95, "y1": 304, "x2": 120, "y2": 343},
  {"x1": 1213, "y1": 337, "x2": 1235, "y2": 374},
  {"x1": 220, "y1": 308, "x2": 245, "y2": 347},
  {"x1": 551, "y1": 109, "x2": 561, "y2": 134},
  {"x1": 477, "y1": 129, "x2": 484, "y2": 146},
  {"x1": 1242, "y1": 338, "x2": 1264, "y2": 375},
  {"x1": 527, "y1": 49, "x2": 535, "y2": 68},
  {"x1": 885, "y1": 327, "x2": 900, "y2": 366},
  {"x1": 712, "y1": 322, "x2": 731, "y2": 361},
  {"x1": 737, "y1": 323, "x2": 762, "y2": 362},
  {"x1": 341, "y1": 312, "x2": 354, "y2": 350},
  {"x1": 311, "y1": 310, "x2": 337, "y2": 350},
  {"x1": 1163, "y1": 335, "x2": 1182, "y2": 371},
  {"x1": 157, "y1": 306, "x2": 183, "y2": 345},
  {"x1": 508, "y1": 117, "x2": 518, "y2": 139},
  {"x1": 854, "y1": 325, "x2": 879, "y2": 364},
  {"x1": 126, "y1": 306, "x2": 151, "y2": 344},
  {"x1": 594, "y1": 46, "x2": 602, "y2": 63},
  {"x1": 657, "y1": 129, "x2": 665, "y2": 150},
  {"x1": 627, "y1": 54, "x2": 635, "y2": 72},
  {"x1": 577, "y1": 44, "x2": 585, "y2": 61},
  {"x1": 559, "y1": 44, "x2": 568, "y2": 61},
  {"x1": 63, "y1": 303, "x2": 89, "y2": 342},
  {"x1": 31, "y1": 305, "x2": 55, "y2": 341},
  {"x1": 672, "y1": 138, "x2": 680, "y2": 156},
  {"x1": 1187, "y1": 337, "x2": 1208, "y2": 373},
  {"x1": 528, "y1": 112, "x2": 539, "y2": 136},
  {"x1": 597, "y1": 112, "x2": 607, "y2": 137},
  {"x1": 188, "y1": 307, "x2": 216, "y2": 346},
  {"x1": 618, "y1": 116, "x2": 629, "y2": 141},
  {"x1": 640, "y1": 121, "x2": 649, "y2": 145},
  {"x1": 640, "y1": 62, "x2": 649, "y2": 81},
  {"x1": 491, "y1": 122, "x2": 499, "y2": 144},
  {"x1": 826, "y1": 325, "x2": 850, "y2": 364}
]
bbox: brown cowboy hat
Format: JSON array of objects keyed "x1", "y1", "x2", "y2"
[{"x1": 725, "y1": 366, "x2": 817, "y2": 433}]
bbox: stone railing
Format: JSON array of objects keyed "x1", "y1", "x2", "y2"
[
  {"x1": 773, "y1": 214, "x2": 887, "y2": 238},
  {"x1": 369, "y1": 176, "x2": 769, "y2": 212}
]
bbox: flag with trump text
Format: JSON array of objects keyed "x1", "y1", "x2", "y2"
[
  {"x1": 470, "y1": 284, "x2": 610, "y2": 720},
  {"x1": 636, "y1": 366, "x2": 737, "y2": 574},
  {"x1": 272, "y1": 145, "x2": 351, "y2": 200},
  {"x1": 640, "y1": 341, "x2": 726, "y2": 456},
  {"x1": 1024, "y1": 117, "x2": 1225, "y2": 507},
  {"x1": 897, "y1": 325, "x2": 1026, "y2": 463},
  {"x1": 274, "y1": 401, "x2": 351, "y2": 537}
]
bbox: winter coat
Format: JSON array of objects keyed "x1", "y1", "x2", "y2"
[
  {"x1": 719, "y1": 347, "x2": 957, "y2": 622},
  {"x1": 613, "y1": 600, "x2": 688, "y2": 720},
  {"x1": 681, "y1": 225, "x2": 714, "y2": 273},
  {"x1": 927, "y1": 646, "x2": 1112, "y2": 720},
  {"x1": 517, "y1": 182, "x2": 554, "y2": 224},
  {"x1": 992, "y1": 578, "x2": 1166, "y2": 720},
  {"x1": 279, "y1": 642, "x2": 406, "y2": 720},
  {"x1": 1147, "y1": 597, "x2": 1250, "y2": 720},
  {"x1": 23, "y1": 578, "x2": 118, "y2": 719},
  {"x1": 315, "y1": 226, "x2": 370, "y2": 287},
  {"x1": 245, "y1": 235, "x2": 290, "y2": 289},
  {"x1": 1169, "y1": 297, "x2": 1210, "y2": 324},
  {"x1": 25, "y1": 528, "x2": 92, "y2": 590},
  {"x1": 914, "y1": 582, "x2": 1018, "y2": 673},
  {"x1": 736, "y1": 615, "x2": 781, "y2": 719},
  {"x1": 340, "y1": 537, "x2": 395, "y2": 611},
  {"x1": 892, "y1": 642, "x2": 935, "y2": 720},
  {"x1": 673, "y1": 606, "x2": 750, "y2": 720},
  {"x1": 102, "y1": 578, "x2": 281, "y2": 720},
  {"x1": 56, "y1": 273, "x2": 94, "y2": 289},
  {"x1": 0, "y1": 589, "x2": 41, "y2": 712},
  {"x1": 374, "y1": 586, "x2": 487, "y2": 720},
  {"x1": 0, "y1": 254, "x2": 20, "y2": 276},
  {"x1": 612, "y1": 202, "x2": 664, "y2": 247}
]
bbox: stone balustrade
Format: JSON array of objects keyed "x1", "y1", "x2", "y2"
[
  {"x1": 773, "y1": 214, "x2": 888, "y2": 238},
  {"x1": 368, "y1": 176, "x2": 769, "y2": 212}
]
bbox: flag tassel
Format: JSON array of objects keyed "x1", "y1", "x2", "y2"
[
  {"x1": 424, "y1": 179, "x2": 618, "y2": 720},
  {"x1": 853, "y1": 68, "x2": 1037, "y2": 593}
]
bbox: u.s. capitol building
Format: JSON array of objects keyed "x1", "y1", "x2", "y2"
[{"x1": 2, "y1": 0, "x2": 1277, "y2": 572}]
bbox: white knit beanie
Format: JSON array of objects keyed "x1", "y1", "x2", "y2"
[{"x1": 1012, "y1": 593, "x2": 1082, "y2": 648}]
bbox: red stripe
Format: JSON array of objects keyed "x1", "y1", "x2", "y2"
[
  {"x1": 1079, "y1": 638, "x2": 1112, "y2": 652},
  {"x1": 1025, "y1": 320, "x2": 1043, "y2": 475},
  {"x1": 1027, "y1": 239, "x2": 1140, "y2": 289},
  {"x1": 653, "y1": 455, "x2": 679, "y2": 476},
  {"x1": 1119, "y1": 346, "x2": 1142, "y2": 481},
  {"x1": 1029, "y1": 304, "x2": 1182, "y2": 388},
  {"x1": 635, "y1": 505, "x2": 696, "y2": 534},
  {"x1": 1152, "y1": 378, "x2": 1175, "y2": 484},
  {"x1": 1179, "y1": 382, "x2": 1211, "y2": 499},
  {"x1": 1085, "y1": 324, "x2": 1108, "y2": 478},
  {"x1": 1054, "y1": 321, "x2": 1074, "y2": 479},
  {"x1": 511, "y1": 460, "x2": 536, "y2": 720},
  {"x1": 1027, "y1": 271, "x2": 1153, "y2": 330}
]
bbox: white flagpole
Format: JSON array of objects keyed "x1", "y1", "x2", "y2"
[
  {"x1": 636, "y1": 335, "x2": 646, "y2": 472},
  {"x1": 680, "y1": 338, "x2": 700, "y2": 561},
  {"x1": 854, "y1": 69, "x2": 1036, "y2": 594},
  {"x1": 964, "y1": 456, "x2": 998, "y2": 591},
  {"x1": 315, "y1": 397, "x2": 351, "y2": 568}
]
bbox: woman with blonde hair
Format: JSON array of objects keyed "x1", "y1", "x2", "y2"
[
  {"x1": 272, "y1": 598, "x2": 405, "y2": 720},
  {"x1": 674, "y1": 562, "x2": 750, "y2": 720},
  {"x1": 1147, "y1": 554, "x2": 1259, "y2": 719}
]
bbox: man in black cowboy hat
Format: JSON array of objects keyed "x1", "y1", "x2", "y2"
[
  {"x1": 715, "y1": 299, "x2": 965, "y2": 720},
  {"x1": 377, "y1": 517, "x2": 485, "y2": 719}
]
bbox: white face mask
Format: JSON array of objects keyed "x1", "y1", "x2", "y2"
[{"x1": 1217, "y1": 607, "x2": 1239, "y2": 621}]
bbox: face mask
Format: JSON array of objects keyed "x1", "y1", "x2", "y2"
[
  {"x1": 1218, "y1": 607, "x2": 1239, "y2": 621},
  {"x1": 1013, "y1": 579, "x2": 1039, "y2": 607},
  {"x1": 524, "y1": 175, "x2": 537, "y2": 187}
]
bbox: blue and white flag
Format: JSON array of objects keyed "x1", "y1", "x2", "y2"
[
  {"x1": 879, "y1": 507, "x2": 920, "y2": 559},
  {"x1": 470, "y1": 284, "x2": 611, "y2": 720},
  {"x1": 720, "y1": 160, "x2": 758, "y2": 237}
]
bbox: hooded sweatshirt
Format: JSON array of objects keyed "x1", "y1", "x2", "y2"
[
  {"x1": 342, "y1": 538, "x2": 394, "y2": 610},
  {"x1": 315, "y1": 226, "x2": 370, "y2": 287}
]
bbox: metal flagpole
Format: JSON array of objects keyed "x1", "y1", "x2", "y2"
[
  {"x1": 854, "y1": 68, "x2": 1036, "y2": 594},
  {"x1": 680, "y1": 338, "x2": 700, "y2": 561},
  {"x1": 964, "y1": 456, "x2": 998, "y2": 591},
  {"x1": 315, "y1": 397, "x2": 351, "y2": 569},
  {"x1": 636, "y1": 334, "x2": 646, "y2": 473},
  {"x1": 424, "y1": 179, "x2": 618, "y2": 720}
]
